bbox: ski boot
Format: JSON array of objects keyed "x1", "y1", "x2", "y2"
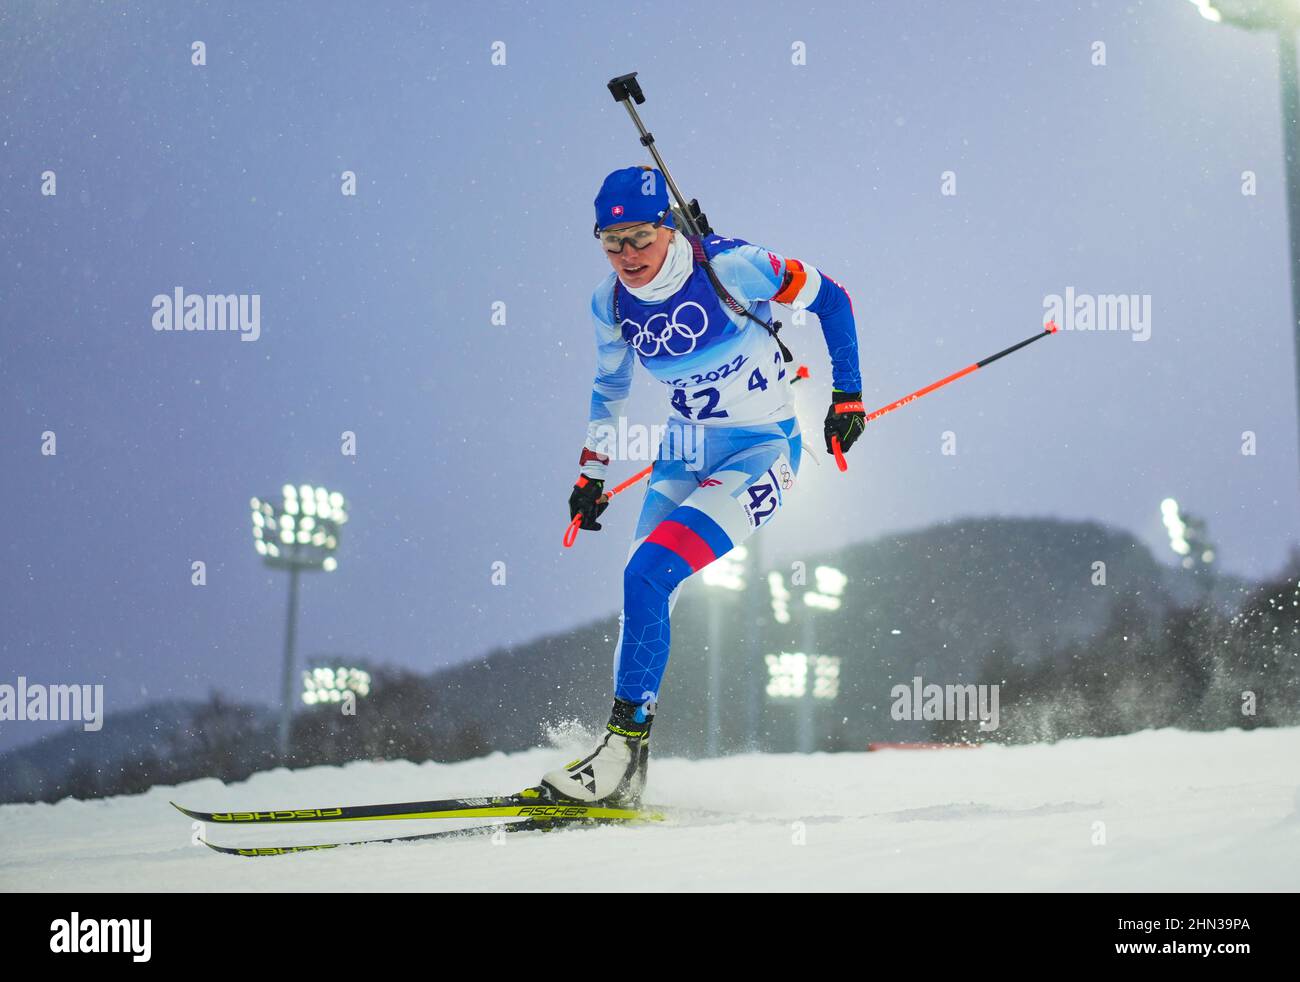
[{"x1": 539, "y1": 697, "x2": 653, "y2": 808}]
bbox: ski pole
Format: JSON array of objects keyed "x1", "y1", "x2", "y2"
[
  {"x1": 829, "y1": 320, "x2": 1059, "y2": 470},
  {"x1": 565, "y1": 325, "x2": 1058, "y2": 541},
  {"x1": 564, "y1": 466, "x2": 653, "y2": 548}
]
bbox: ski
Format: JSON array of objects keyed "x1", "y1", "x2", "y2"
[
  {"x1": 198, "y1": 815, "x2": 600, "y2": 856},
  {"x1": 171, "y1": 786, "x2": 662, "y2": 826}
]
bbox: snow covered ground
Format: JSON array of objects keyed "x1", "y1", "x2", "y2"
[{"x1": 2, "y1": 727, "x2": 1297, "y2": 892}]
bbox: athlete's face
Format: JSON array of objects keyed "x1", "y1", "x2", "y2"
[{"x1": 603, "y1": 223, "x2": 673, "y2": 289}]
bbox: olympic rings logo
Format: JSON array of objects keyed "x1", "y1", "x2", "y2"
[{"x1": 622, "y1": 301, "x2": 709, "y2": 358}]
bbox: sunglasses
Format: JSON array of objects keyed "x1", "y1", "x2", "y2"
[{"x1": 593, "y1": 211, "x2": 669, "y2": 253}]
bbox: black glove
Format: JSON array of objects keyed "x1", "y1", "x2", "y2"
[
  {"x1": 569, "y1": 476, "x2": 609, "y2": 531},
  {"x1": 824, "y1": 390, "x2": 866, "y2": 455}
]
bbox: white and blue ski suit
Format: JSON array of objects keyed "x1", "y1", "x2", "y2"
[{"x1": 579, "y1": 232, "x2": 862, "y2": 705}]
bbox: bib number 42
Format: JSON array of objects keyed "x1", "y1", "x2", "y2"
[
  {"x1": 671, "y1": 386, "x2": 728, "y2": 420},
  {"x1": 742, "y1": 468, "x2": 784, "y2": 528}
]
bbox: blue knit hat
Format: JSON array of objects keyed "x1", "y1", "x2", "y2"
[{"x1": 594, "y1": 166, "x2": 676, "y2": 230}]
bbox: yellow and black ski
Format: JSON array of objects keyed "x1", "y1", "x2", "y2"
[
  {"x1": 198, "y1": 815, "x2": 597, "y2": 857},
  {"x1": 171, "y1": 786, "x2": 661, "y2": 826}
]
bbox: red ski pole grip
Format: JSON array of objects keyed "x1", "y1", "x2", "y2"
[{"x1": 563, "y1": 514, "x2": 583, "y2": 548}]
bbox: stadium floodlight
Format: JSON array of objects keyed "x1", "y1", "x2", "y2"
[
  {"x1": 249, "y1": 485, "x2": 349, "y2": 758},
  {"x1": 1186, "y1": 0, "x2": 1300, "y2": 29},
  {"x1": 251, "y1": 486, "x2": 348, "y2": 573},
  {"x1": 1184, "y1": 1, "x2": 1300, "y2": 482},
  {"x1": 804, "y1": 564, "x2": 847, "y2": 611},
  {"x1": 767, "y1": 571, "x2": 791, "y2": 624},
  {"x1": 1160, "y1": 497, "x2": 1217, "y2": 574},
  {"x1": 1160, "y1": 498, "x2": 1192, "y2": 556},
  {"x1": 701, "y1": 544, "x2": 747, "y2": 591},
  {"x1": 766, "y1": 652, "x2": 809, "y2": 699},
  {"x1": 302, "y1": 665, "x2": 372, "y2": 706},
  {"x1": 812, "y1": 655, "x2": 841, "y2": 701},
  {"x1": 765, "y1": 652, "x2": 840, "y2": 702}
]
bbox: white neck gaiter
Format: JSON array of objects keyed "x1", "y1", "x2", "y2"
[{"x1": 624, "y1": 230, "x2": 692, "y2": 303}]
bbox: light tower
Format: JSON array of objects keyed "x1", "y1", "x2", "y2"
[
  {"x1": 765, "y1": 565, "x2": 845, "y2": 752},
  {"x1": 701, "y1": 545, "x2": 748, "y2": 757},
  {"x1": 250, "y1": 484, "x2": 348, "y2": 758},
  {"x1": 1185, "y1": 1, "x2": 1300, "y2": 481},
  {"x1": 1160, "y1": 497, "x2": 1217, "y2": 598}
]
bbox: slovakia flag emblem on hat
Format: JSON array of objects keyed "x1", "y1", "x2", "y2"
[{"x1": 611, "y1": 205, "x2": 624, "y2": 217}]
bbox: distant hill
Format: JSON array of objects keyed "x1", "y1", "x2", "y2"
[{"x1": 0, "y1": 697, "x2": 275, "y2": 803}]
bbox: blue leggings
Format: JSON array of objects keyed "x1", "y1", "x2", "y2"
[{"x1": 612, "y1": 417, "x2": 802, "y2": 705}]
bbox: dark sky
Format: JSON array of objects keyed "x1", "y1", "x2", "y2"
[{"x1": 3, "y1": 0, "x2": 1297, "y2": 753}]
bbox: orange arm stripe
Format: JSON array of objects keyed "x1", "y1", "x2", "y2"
[{"x1": 773, "y1": 259, "x2": 807, "y2": 303}]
